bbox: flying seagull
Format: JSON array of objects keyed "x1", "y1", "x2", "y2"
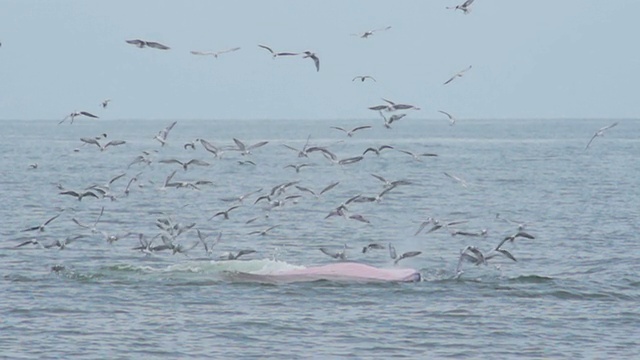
[
  {"x1": 438, "y1": 110, "x2": 456, "y2": 125},
  {"x1": 101, "y1": 99, "x2": 111, "y2": 108},
  {"x1": 330, "y1": 125, "x2": 372, "y2": 137},
  {"x1": 352, "y1": 76, "x2": 376, "y2": 82},
  {"x1": 58, "y1": 111, "x2": 99, "y2": 125},
  {"x1": 351, "y1": 26, "x2": 392, "y2": 38},
  {"x1": 190, "y1": 47, "x2": 241, "y2": 58},
  {"x1": 258, "y1": 44, "x2": 299, "y2": 58},
  {"x1": 126, "y1": 39, "x2": 170, "y2": 50},
  {"x1": 585, "y1": 122, "x2": 618, "y2": 150},
  {"x1": 444, "y1": 65, "x2": 472, "y2": 85},
  {"x1": 447, "y1": 0, "x2": 475, "y2": 14}
]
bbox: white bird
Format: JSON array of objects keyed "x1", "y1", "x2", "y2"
[
  {"x1": 80, "y1": 138, "x2": 126, "y2": 151},
  {"x1": 585, "y1": 122, "x2": 619, "y2": 150},
  {"x1": 21, "y1": 213, "x2": 61, "y2": 232},
  {"x1": 126, "y1": 39, "x2": 170, "y2": 50},
  {"x1": 232, "y1": 138, "x2": 268, "y2": 156},
  {"x1": 154, "y1": 121, "x2": 177, "y2": 146},
  {"x1": 258, "y1": 44, "x2": 299, "y2": 58},
  {"x1": 330, "y1": 125, "x2": 372, "y2": 137},
  {"x1": 352, "y1": 75, "x2": 376, "y2": 82},
  {"x1": 101, "y1": 99, "x2": 111, "y2": 108},
  {"x1": 447, "y1": 0, "x2": 475, "y2": 14},
  {"x1": 302, "y1": 51, "x2": 320, "y2": 72},
  {"x1": 247, "y1": 225, "x2": 279, "y2": 236},
  {"x1": 190, "y1": 47, "x2": 241, "y2": 58},
  {"x1": 438, "y1": 110, "x2": 456, "y2": 125},
  {"x1": 59, "y1": 190, "x2": 100, "y2": 201},
  {"x1": 319, "y1": 244, "x2": 349, "y2": 260},
  {"x1": 197, "y1": 229, "x2": 221, "y2": 256},
  {"x1": 388, "y1": 243, "x2": 422, "y2": 265},
  {"x1": 444, "y1": 65, "x2": 472, "y2": 85},
  {"x1": 209, "y1": 205, "x2": 240, "y2": 220},
  {"x1": 397, "y1": 149, "x2": 438, "y2": 161},
  {"x1": 444, "y1": 172, "x2": 468, "y2": 188},
  {"x1": 58, "y1": 111, "x2": 99, "y2": 125},
  {"x1": 159, "y1": 158, "x2": 210, "y2": 171},
  {"x1": 220, "y1": 249, "x2": 256, "y2": 260},
  {"x1": 351, "y1": 26, "x2": 392, "y2": 38}
]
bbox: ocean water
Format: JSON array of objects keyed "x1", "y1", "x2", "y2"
[{"x1": 1, "y1": 118, "x2": 638, "y2": 359}]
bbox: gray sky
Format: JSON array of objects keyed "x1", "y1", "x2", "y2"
[{"x1": 1, "y1": 1, "x2": 639, "y2": 121}]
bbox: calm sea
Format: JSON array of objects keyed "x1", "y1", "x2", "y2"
[{"x1": 1, "y1": 118, "x2": 638, "y2": 359}]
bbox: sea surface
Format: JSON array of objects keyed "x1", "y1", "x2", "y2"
[{"x1": 1, "y1": 118, "x2": 639, "y2": 359}]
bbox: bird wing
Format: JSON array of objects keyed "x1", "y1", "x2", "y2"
[
  {"x1": 370, "y1": 173, "x2": 387, "y2": 183},
  {"x1": 145, "y1": 41, "x2": 170, "y2": 50},
  {"x1": 233, "y1": 138, "x2": 246, "y2": 151},
  {"x1": 79, "y1": 111, "x2": 99, "y2": 118},
  {"x1": 80, "y1": 137, "x2": 101, "y2": 148},
  {"x1": 438, "y1": 110, "x2": 453, "y2": 119},
  {"x1": 105, "y1": 140, "x2": 126, "y2": 148},
  {"x1": 585, "y1": 134, "x2": 598, "y2": 150},
  {"x1": 319, "y1": 181, "x2": 339, "y2": 195},
  {"x1": 190, "y1": 51, "x2": 215, "y2": 56},
  {"x1": 319, "y1": 248, "x2": 338, "y2": 258},
  {"x1": 330, "y1": 126, "x2": 346, "y2": 133},
  {"x1": 388, "y1": 243, "x2": 397, "y2": 259},
  {"x1": 443, "y1": 75, "x2": 457, "y2": 85},
  {"x1": 352, "y1": 125, "x2": 372, "y2": 132},
  {"x1": 248, "y1": 141, "x2": 268, "y2": 150},
  {"x1": 126, "y1": 39, "x2": 144, "y2": 46},
  {"x1": 258, "y1": 44, "x2": 274, "y2": 54}
]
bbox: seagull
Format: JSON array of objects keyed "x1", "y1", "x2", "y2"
[
  {"x1": 382, "y1": 98, "x2": 421, "y2": 111},
  {"x1": 397, "y1": 149, "x2": 438, "y2": 161},
  {"x1": 28, "y1": 163, "x2": 38, "y2": 169},
  {"x1": 80, "y1": 138, "x2": 126, "y2": 152},
  {"x1": 447, "y1": 0, "x2": 475, "y2": 14},
  {"x1": 284, "y1": 163, "x2": 312, "y2": 173},
  {"x1": 21, "y1": 213, "x2": 61, "y2": 232},
  {"x1": 362, "y1": 243, "x2": 385, "y2": 253},
  {"x1": 221, "y1": 249, "x2": 256, "y2": 260},
  {"x1": 232, "y1": 138, "x2": 268, "y2": 156},
  {"x1": 352, "y1": 76, "x2": 376, "y2": 82},
  {"x1": 159, "y1": 158, "x2": 210, "y2": 171},
  {"x1": 438, "y1": 110, "x2": 456, "y2": 125},
  {"x1": 302, "y1": 51, "x2": 320, "y2": 72},
  {"x1": 154, "y1": 121, "x2": 177, "y2": 146},
  {"x1": 45, "y1": 235, "x2": 87, "y2": 250},
  {"x1": 126, "y1": 39, "x2": 170, "y2": 50},
  {"x1": 585, "y1": 122, "x2": 619, "y2": 150},
  {"x1": 58, "y1": 111, "x2": 99, "y2": 125},
  {"x1": 197, "y1": 229, "x2": 221, "y2": 256},
  {"x1": 495, "y1": 231, "x2": 535, "y2": 250},
  {"x1": 247, "y1": 225, "x2": 279, "y2": 236},
  {"x1": 199, "y1": 138, "x2": 225, "y2": 158},
  {"x1": 59, "y1": 190, "x2": 100, "y2": 201},
  {"x1": 363, "y1": 145, "x2": 394, "y2": 156},
  {"x1": 351, "y1": 26, "x2": 392, "y2": 38},
  {"x1": 444, "y1": 65, "x2": 472, "y2": 85},
  {"x1": 415, "y1": 218, "x2": 468, "y2": 236},
  {"x1": 330, "y1": 125, "x2": 372, "y2": 137},
  {"x1": 258, "y1": 44, "x2": 299, "y2": 58},
  {"x1": 370, "y1": 174, "x2": 412, "y2": 188},
  {"x1": 444, "y1": 172, "x2": 468, "y2": 188},
  {"x1": 190, "y1": 47, "x2": 241, "y2": 58},
  {"x1": 221, "y1": 188, "x2": 263, "y2": 203},
  {"x1": 388, "y1": 243, "x2": 422, "y2": 264},
  {"x1": 101, "y1": 99, "x2": 111, "y2": 108},
  {"x1": 319, "y1": 244, "x2": 349, "y2": 260},
  {"x1": 282, "y1": 135, "x2": 313, "y2": 158},
  {"x1": 71, "y1": 206, "x2": 104, "y2": 233},
  {"x1": 209, "y1": 205, "x2": 240, "y2": 220},
  {"x1": 378, "y1": 111, "x2": 407, "y2": 129}
]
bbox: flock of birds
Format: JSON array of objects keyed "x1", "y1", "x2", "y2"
[{"x1": 9, "y1": 0, "x2": 621, "y2": 280}]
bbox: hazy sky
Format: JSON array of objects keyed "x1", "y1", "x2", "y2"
[{"x1": 1, "y1": 1, "x2": 639, "y2": 121}]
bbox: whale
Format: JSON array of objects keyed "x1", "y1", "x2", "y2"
[{"x1": 226, "y1": 262, "x2": 421, "y2": 283}]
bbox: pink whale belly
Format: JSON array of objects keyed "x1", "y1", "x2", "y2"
[{"x1": 230, "y1": 262, "x2": 421, "y2": 283}]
